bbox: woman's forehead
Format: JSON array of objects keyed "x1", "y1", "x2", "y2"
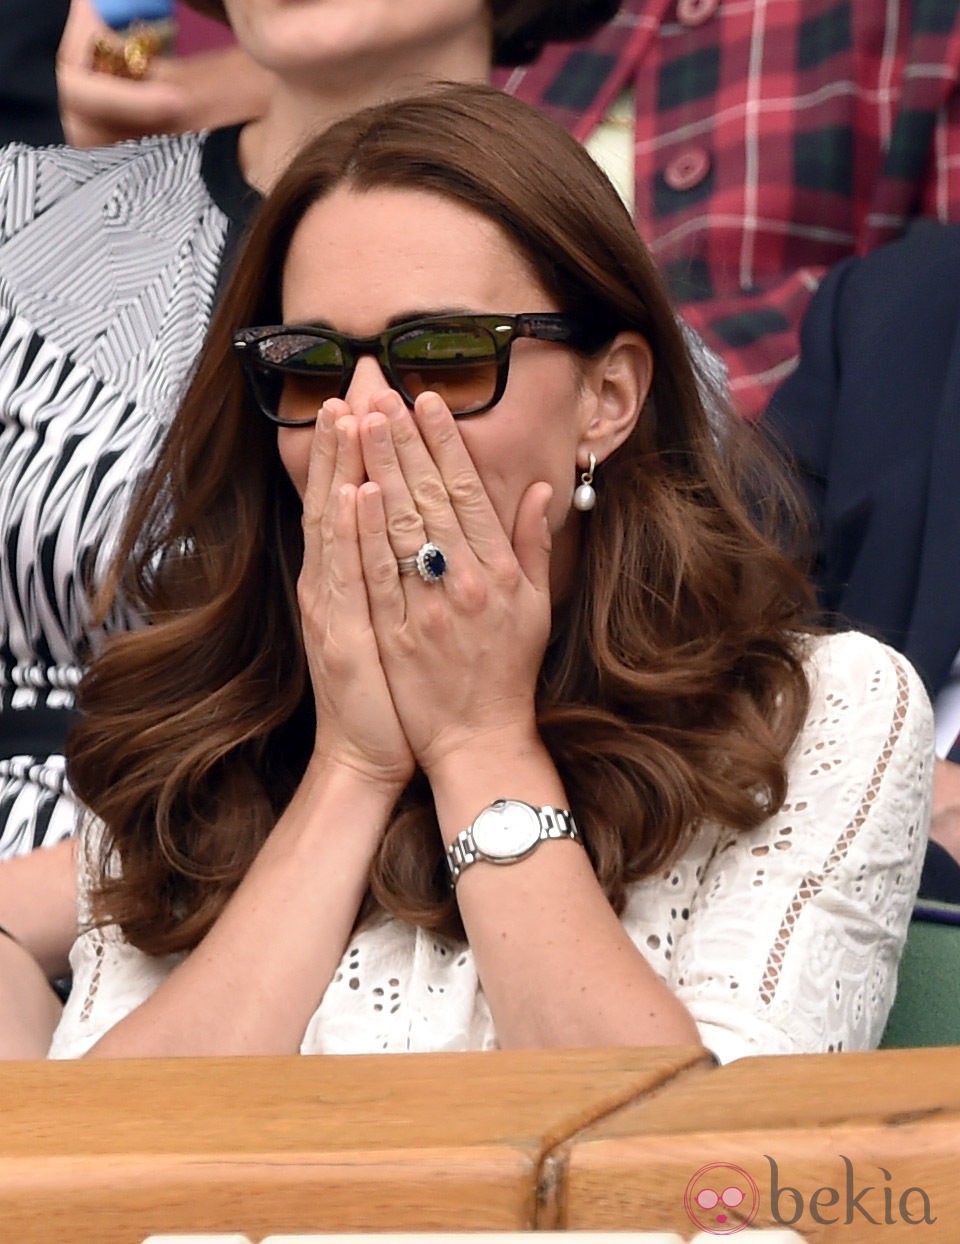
[{"x1": 279, "y1": 186, "x2": 550, "y2": 328}]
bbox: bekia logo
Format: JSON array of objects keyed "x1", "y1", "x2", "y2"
[
  {"x1": 684, "y1": 1157, "x2": 937, "y2": 1235},
  {"x1": 683, "y1": 1163, "x2": 759, "y2": 1235}
]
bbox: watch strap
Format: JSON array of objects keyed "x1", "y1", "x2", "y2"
[{"x1": 446, "y1": 802, "x2": 580, "y2": 885}]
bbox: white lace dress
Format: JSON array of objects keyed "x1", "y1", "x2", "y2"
[{"x1": 47, "y1": 631, "x2": 933, "y2": 1064}]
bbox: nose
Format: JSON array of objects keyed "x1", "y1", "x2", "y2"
[{"x1": 343, "y1": 353, "x2": 395, "y2": 414}]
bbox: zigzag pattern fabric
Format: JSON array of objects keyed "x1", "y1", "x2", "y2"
[{"x1": 0, "y1": 128, "x2": 252, "y2": 858}]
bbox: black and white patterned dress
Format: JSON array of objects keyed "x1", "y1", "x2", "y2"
[{"x1": 0, "y1": 126, "x2": 258, "y2": 858}]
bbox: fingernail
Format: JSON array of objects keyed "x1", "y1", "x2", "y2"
[
  {"x1": 318, "y1": 402, "x2": 335, "y2": 432},
  {"x1": 420, "y1": 392, "x2": 446, "y2": 419},
  {"x1": 367, "y1": 415, "x2": 388, "y2": 444},
  {"x1": 382, "y1": 392, "x2": 406, "y2": 419}
]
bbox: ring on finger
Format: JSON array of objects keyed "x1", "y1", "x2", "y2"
[{"x1": 397, "y1": 541, "x2": 447, "y2": 584}]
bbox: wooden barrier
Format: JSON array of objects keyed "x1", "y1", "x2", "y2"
[
  {"x1": 0, "y1": 1045, "x2": 709, "y2": 1243},
  {"x1": 557, "y1": 1045, "x2": 960, "y2": 1242},
  {"x1": 0, "y1": 1046, "x2": 954, "y2": 1243}
]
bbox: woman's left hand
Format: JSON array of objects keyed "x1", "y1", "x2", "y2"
[{"x1": 355, "y1": 391, "x2": 554, "y2": 778}]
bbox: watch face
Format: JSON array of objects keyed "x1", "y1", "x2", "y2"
[{"x1": 472, "y1": 799, "x2": 542, "y2": 862}]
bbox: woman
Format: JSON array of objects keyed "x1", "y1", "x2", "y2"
[
  {"x1": 0, "y1": 0, "x2": 619, "y2": 862},
  {"x1": 28, "y1": 85, "x2": 930, "y2": 1062}
]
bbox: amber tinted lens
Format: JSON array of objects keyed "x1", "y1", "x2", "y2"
[
  {"x1": 389, "y1": 323, "x2": 499, "y2": 414},
  {"x1": 253, "y1": 332, "x2": 346, "y2": 422}
]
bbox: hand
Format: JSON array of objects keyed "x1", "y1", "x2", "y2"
[
  {"x1": 354, "y1": 390, "x2": 554, "y2": 776},
  {"x1": 299, "y1": 403, "x2": 414, "y2": 793},
  {"x1": 57, "y1": 0, "x2": 185, "y2": 146},
  {"x1": 57, "y1": 0, "x2": 272, "y2": 147}
]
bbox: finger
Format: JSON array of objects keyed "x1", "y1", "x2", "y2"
[
  {"x1": 323, "y1": 484, "x2": 371, "y2": 641},
  {"x1": 363, "y1": 392, "x2": 489, "y2": 575},
  {"x1": 512, "y1": 482, "x2": 554, "y2": 596},
  {"x1": 301, "y1": 400, "x2": 347, "y2": 519},
  {"x1": 300, "y1": 404, "x2": 335, "y2": 531},
  {"x1": 300, "y1": 482, "x2": 364, "y2": 656},
  {"x1": 56, "y1": 66, "x2": 187, "y2": 131},
  {"x1": 410, "y1": 392, "x2": 512, "y2": 563},
  {"x1": 302, "y1": 405, "x2": 362, "y2": 567},
  {"x1": 357, "y1": 396, "x2": 428, "y2": 558},
  {"x1": 356, "y1": 481, "x2": 408, "y2": 632},
  {"x1": 379, "y1": 395, "x2": 469, "y2": 560},
  {"x1": 57, "y1": 0, "x2": 109, "y2": 63}
]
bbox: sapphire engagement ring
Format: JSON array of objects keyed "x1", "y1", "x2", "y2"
[{"x1": 397, "y1": 541, "x2": 447, "y2": 584}]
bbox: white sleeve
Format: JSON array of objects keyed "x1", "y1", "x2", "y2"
[
  {"x1": 664, "y1": 631, "x2": 933, "y2": 1063},
  {"x1": 46, "y1": 815, "x2": 181, "y2": 1059}
]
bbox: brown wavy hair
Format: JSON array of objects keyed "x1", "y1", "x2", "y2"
[
  {"x1": 179, "y1": 0, "x2": 622, "y2": 67},
  {"x1": 69, "y1": 84, "x2": 814, "y2": 956}
]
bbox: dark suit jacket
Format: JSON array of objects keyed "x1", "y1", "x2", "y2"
[
  {"x1": 0, "y1": 0, "x2": 69, "y2": 147},
  {"x1": 764, "y1": 220, "x2": 960, "y2": 699}
]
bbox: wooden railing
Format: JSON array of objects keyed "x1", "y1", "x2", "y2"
[{"x1": 0, "y1": 1045, "x2": 956, "y2": 1242}]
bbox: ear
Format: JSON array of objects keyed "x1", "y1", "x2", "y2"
[{"x1": 577, "y1": 331, "x2": 653, "y2": 468}]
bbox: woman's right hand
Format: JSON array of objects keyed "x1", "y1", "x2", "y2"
[
  {"x1": 77, "y1": 408, "x2": 414, "y2": 1060},
  {"x1": 298, "y1": 402, "x2": 415, "y2": 793}
]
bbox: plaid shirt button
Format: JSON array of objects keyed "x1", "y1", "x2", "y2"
[
  {"x1": 677, "y1": 0, "x2": 719, "y2": 28},
  {"x1": 664, "y1": 147, "x2": 712, "y2": 191},
  {"x1": 500, "y1": 0, "x2": 960, "y2": 417}
]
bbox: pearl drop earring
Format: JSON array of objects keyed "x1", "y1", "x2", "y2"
[{"x1": 573, "y1": 452, "x2": 597, "y2": 512}]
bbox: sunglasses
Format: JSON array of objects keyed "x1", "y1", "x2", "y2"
[{"x1": 232, "y1": 313, "x2": 593, "y2": 425}]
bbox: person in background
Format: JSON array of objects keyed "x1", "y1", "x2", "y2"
[
  {"x1": 762, "y1": 219, "x2": 960, "y2": 904},
  {"x1": 0, "y1": 0, "x2": 70, "y2": 146},
  {"x1": 498, "y1": 0, "x2": 960, "y2": 419},
  {"x1": 4, "y1": 85, "x2": 933, "y2": 1060}
]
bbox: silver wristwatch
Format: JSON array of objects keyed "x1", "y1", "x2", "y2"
[{"x1": 445, "y1": 798, "x2": 581, "y2": 885}]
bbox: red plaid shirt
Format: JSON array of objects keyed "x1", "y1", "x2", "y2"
[{"x1": 496, "y1": 0, "x2": 960, "y2": 417}]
